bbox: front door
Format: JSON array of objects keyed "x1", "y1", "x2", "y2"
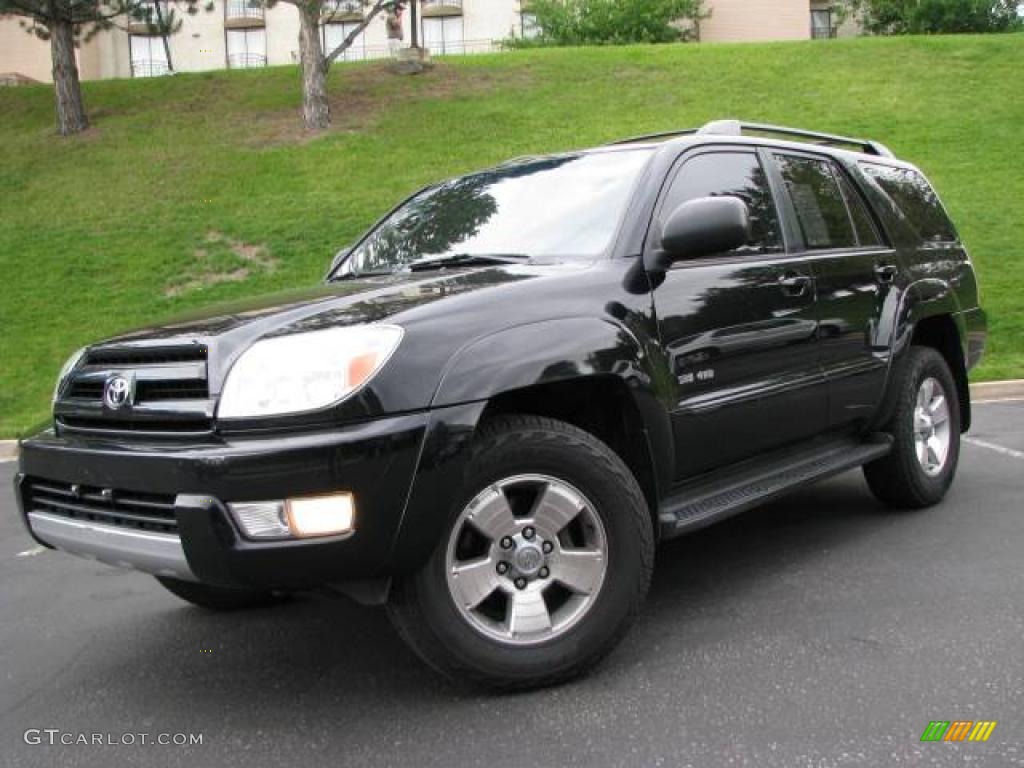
[{"x1": 649, "y1": 148, "x2": 827, "y2": 481}]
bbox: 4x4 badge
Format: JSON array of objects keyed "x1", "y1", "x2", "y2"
[{"x1": 103, "y1": 375, "x2": 133, "y2": 410}]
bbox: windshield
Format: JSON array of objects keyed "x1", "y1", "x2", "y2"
[{"x1": 338, "y1": 149, "x2": 653, "y2": 276}]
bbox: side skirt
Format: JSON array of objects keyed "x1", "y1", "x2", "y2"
[{"x1": 658, "y1": 434, "x2": 893, "y2": 539}]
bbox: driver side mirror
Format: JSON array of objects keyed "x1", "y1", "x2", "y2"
[{"x1": 647, "y1": 196, "x2": 751, "y2": 271}]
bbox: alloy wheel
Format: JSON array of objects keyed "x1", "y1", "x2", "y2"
[{"x1": 444, "y1": 474, "x2": 608, "y2": 646}]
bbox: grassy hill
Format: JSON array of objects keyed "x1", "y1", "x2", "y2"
[{"x1": 1, "y1": 34, "x2": 1022, "y2": 436}]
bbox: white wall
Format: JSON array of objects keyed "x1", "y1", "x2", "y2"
[
  {"x1": 0, "y1": 15, "x2": 58, "y2": 82},
  {"x1": 700, "y1": 0, "x2": 810, "y2": 42}
]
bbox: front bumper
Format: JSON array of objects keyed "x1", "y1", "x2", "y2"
[
  {"x1": 26, "y1": 510, "x2": 195, "y2": 581},
  {"x1": 15, "y1": 413, "x2": 430, "y2": 589}
]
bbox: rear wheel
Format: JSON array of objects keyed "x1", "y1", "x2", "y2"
[
  {"x1": 156, "y1": 576, "x2": 283, "y2": 611},
  {"x1": 387, "y1": 415, "x2": 654, "y2": 690},
  {"x1": 864, "y1": 346, "x2": 961, "y2": 508}
]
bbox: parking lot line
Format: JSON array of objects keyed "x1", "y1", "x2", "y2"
[{"x1": 963, "y1": 437, "x2": 1024, "y2": 461}]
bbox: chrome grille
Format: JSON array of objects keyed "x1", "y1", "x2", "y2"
[
  {"x1": 25, "y1": 477, "x2": 178, "y2": 533},
  {"x1": 55, "y1": 344, "x2": 214, "y2": 436}
]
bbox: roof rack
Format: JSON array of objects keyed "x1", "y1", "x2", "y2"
[{"x1": 610, "y1": 119, "x2": 894, "y2": 157}]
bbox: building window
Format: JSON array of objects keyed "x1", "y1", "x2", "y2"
[
  {"x1": 226, "y1": 28, "x2": 267, "y2": 68},
  {"x1": 224, "y1": 0, "x2": 265, "y2": 25},
  {"x1": 811, "y1": 9, "x2": 836, "y2": 39},
  {"x1": 129, "y1": 35, "x2": 169, "y2": 77},
  {"x1": 520, "y1": 12, "x2": 539, "y2": 39},
  {"x1": 422, "y1": 16, "x2": 464, "y2": 55},
  {"x1": 323, "y1": 21, "x2": 365, "y2": 61}
]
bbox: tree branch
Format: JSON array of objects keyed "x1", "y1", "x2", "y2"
[{"x1": 323, "y1": 0, "x2": 391, "y2": 69}]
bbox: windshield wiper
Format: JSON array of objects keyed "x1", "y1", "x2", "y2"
[
  {"x1": 406, "y1": 253, "x2": 530, "y2": 272},
  {"x1": 330, "y1": 269, "x2": 393, "y2": 281}
]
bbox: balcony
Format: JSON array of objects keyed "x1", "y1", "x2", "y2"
[
  {"x1": 131, "y1": 59, "x2": 171, "y2": 77},
  {"x1": 227, "y1": 52, "x2": 267, "y2": 68},
  {"x1": 224, "y1": 0, "x2": 265, "y2": 29},
  {"x1": 421, "y1": 0, "x2": 462, "y2": 18},
  {"x1": 321, "y1": 0, "x2": 363, "y2": 22},
  {"x1": 127, "y1": 1, "x2": 170, "y2": 35}
]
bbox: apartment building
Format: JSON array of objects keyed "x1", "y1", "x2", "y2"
[{"x1": 0, "y1": 0, "x2": 854, "y2": 83}]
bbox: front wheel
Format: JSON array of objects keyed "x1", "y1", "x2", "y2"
[
  {"x1": 387, "y1": 415, "x2": 654, "y2": 690},
  {"x1": 864, "y1": 346, "x2": 961, "y2": 509}
]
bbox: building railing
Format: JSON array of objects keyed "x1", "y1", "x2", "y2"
[
  {"x1": 227, "y1": 52, "x2": 267, "y2": 68},
  {"x1": 811, "y1": 25, "x2": 838, "y2": 39},
  {"x1": 421, "y1": 0, "x2": 463, "y2": 17},
  {"x1": 224, "y1": 0, "x2": 265, "y2": 25},
  {"x1": 322, "y1": 0, "x2": 364, "y2": 18},
  {"x1": 131, "y1": 59, "x2": 171, "y2": 77},
  {"x1": 351, "y1": 38, "x2": 501, "y2": 60}
]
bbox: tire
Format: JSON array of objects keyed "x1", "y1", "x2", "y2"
[
  {"x1": 387, "y1": 415, "x2": 654, "y2": 691},
  {"x1": 864, "y1": 345, "x2": 961, "y2": 509},
  {"x1": 156, "y1": 576, "x2": 284, "y2": 611}
]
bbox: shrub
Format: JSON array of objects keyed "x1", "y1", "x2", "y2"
[
  {"x1": 518, "y1": 0, "x2": 709, "y2": 46},
  {"x1": 841, "y1": 0, "x2": 1023, "y2": 34}
]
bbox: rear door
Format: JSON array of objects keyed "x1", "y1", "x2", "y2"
[
  {"x1": 648, "y1": 148, "x2": 827, "y2": 481},
  {"x1": 768, "y1": 151, "x2": 896, "y2": 430}
]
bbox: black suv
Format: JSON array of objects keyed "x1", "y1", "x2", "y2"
[{"x1": 15, "y1": 120, "x2": 986, "y2": 689}]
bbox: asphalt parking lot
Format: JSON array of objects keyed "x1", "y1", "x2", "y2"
[{"x1": 1, "y1": 401, "x2": 1022, "y2": 768}]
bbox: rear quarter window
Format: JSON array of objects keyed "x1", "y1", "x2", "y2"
[{"x1": 859, "y1": 163, "x2": 958, "y2": 244}]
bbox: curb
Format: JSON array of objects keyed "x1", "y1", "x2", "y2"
[
  {"x1": 0, "y1": 440, "x2": 18, "y2": 461},
  {"x1": 970, "y1": 379, "x2": 1024, "y2": 402}
]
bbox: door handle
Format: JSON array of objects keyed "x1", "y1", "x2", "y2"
[
  {"x1": 778, "y1": 273, "x2": 812, "y2": 297},
  {"x1": 875, "y1": 264, "x2": 898, "y2": 283}
]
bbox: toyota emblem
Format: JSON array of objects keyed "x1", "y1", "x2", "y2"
[{"x1": 103, "y1": 375, "x2": 133, "y2": 410}]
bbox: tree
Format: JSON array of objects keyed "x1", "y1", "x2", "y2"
[
  {"x1": 267, "y1": 0, "x2": 401, "y2": 131},
  {"x1": 519, "y1": 0, "x2": 710, "y2": 46},
  {"x1": 836, "y1": 0, "x2": 1022, "y2": 34},
  {"x1": 0, "y1": 0, "x2": 209, "y2": 135}
]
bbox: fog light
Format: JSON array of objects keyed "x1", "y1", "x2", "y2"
[
  {"x1": 285, "y1": 493, "x2": 355, "y2": 538},
  {"x1": 228, "y1": 501, "x2": 290, "y2": 540}
]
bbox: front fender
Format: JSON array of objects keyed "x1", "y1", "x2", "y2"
[
  {"x1": 373, "y1": 317, "x2": 675, "y2": 572},
  {"x1": 433, "y1": 316, "x2": 673, "y2": 488},
  {"x1": 432, "y1": 317, "x2": 653, "y2": 406}
]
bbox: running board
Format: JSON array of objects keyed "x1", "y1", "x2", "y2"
[{"x1": 658, "y1": 434, "x2": 893, "y2": 539}]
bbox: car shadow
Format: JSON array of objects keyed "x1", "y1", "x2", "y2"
[{"x1": 73, "y1": 470, "x2": 896, "y2": 712}]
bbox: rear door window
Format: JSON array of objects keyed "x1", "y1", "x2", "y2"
[
  {"x1": 774, "y1": 154, "x2": 856, "y2": 250},
  {"x1": 836, "y1": 171, "x2": 885, "y2": 247},
  {"x1": 860, "y1": 163, "x2": 958, "y2": 243}
]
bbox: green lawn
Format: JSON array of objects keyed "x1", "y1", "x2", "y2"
[{"x1": 1, "y1": 34, "x2": 1022, "y2": 436}]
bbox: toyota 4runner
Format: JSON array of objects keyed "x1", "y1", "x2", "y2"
[{"x1": 15, "y1": 120, "x2": 986, "y2": 690}]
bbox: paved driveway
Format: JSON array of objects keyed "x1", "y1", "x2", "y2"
[{"x1": 2, "y1": 402, "x2": 1022, "y2": 767}]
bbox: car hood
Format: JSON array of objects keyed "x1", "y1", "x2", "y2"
[{"x1": 88, "y1": 264, "x2": 575, "y2": 387}]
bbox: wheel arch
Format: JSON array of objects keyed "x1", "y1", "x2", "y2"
[
  {"x1": 478, "y1": 376, "x2": 664, "y2": 532},
  {"x1": 911, "y1": 313, "x2": 971, "y2": 433},
  {"x1": 383, "y1": 317, "x2": 677, "y2": 560},
  {"x1": 875, "y1": 280, "x2": 971, "y2": 433}
]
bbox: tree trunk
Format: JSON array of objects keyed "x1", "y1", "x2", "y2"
[
  {"x1": 50, "y1": 18, "x2": 88, "y2": 136},
  {"x1": 298, "y1": 3, "x2": 330, "y2": 130},
  {"x1": 153, "y1": 1, "x2": 175, "y2": 72}
]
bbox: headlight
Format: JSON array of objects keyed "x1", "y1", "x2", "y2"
[
  {"x1": 217, "y1": 325, "x2": 403, "y2": 419},
  {"x1": 52, "y1": 347, "x2": 86, "y2": 403}
]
